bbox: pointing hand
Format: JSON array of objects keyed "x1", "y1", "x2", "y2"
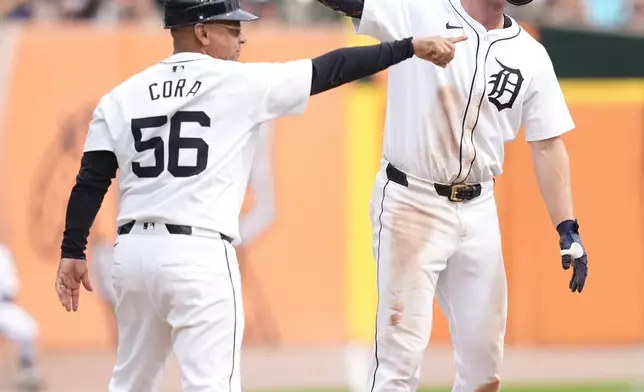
[{"x1": 412, "y1": 35, "x2": 468, "y2": 68}]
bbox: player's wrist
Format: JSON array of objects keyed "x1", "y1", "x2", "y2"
[
  {"x1": 60, "y1": 251, "x2": 87, "y2": 261},
  {"x1": 410, "y1": 38, "x2": 419, "y2": 56},
  {"x1": 556, "y1": 219, "x2": 578, "y2": 236}
]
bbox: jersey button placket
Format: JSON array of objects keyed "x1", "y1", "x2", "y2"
[{"x1": 461, "y1": 49, "x2": 487, "y2": 182}]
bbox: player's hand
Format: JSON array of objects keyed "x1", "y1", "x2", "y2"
[
  {"x1": 557, "y1": 219, "x2": 587, "y2": 293},
  {"x1": 55, "y1": 258, "x2": 94, "y2": 312},
  {"x1": 412, "y1": 36, "x2": 468, "y2": 68}
]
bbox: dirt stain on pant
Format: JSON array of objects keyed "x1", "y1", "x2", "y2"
[
  {"x1": 389, "y1": 302, "x2": 404, "y2": 326},
  {"x1": 475, "y1": 378, "x2": 500, "y2": 392},
  {"x1": 387, "y1": 198, "x2": 434, "y2": 327}
]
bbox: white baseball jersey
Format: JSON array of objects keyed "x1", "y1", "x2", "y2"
[
  {"x1": 83, "y1": 52, "x2": 312, "y2": 243},
  {"x1": 353, "y1": 0, "x2": 574, "y2": 183}
]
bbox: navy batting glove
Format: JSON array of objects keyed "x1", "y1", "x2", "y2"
[{"x1": 557, "y1": 219, "x2": 587, "y2": 293}]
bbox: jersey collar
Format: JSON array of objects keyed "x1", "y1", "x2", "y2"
[
  {"x1": 161, "y1": 52, "x2": 212, "y2": 64},
  {"x1": 449, "y1": 0, "x2": 521, "y2": 38}
]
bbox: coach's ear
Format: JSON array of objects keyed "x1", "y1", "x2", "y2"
[{"x1": 194, "y1": 23, "x2": 210, "y2": 46}]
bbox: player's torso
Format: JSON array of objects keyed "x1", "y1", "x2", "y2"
[
  {"x1": 383, "y1": 0, "x2": 539, "y2": 184},
  {"x1": 108, "y1": 55, "x2": 260, "y2": 240}
]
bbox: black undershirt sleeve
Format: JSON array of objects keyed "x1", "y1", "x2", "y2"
[
  {"x1": 61, "y1": 150, "x2": 118, "y2": 260},
  {"x1": 310, "y1": 38, "x2": 414, "y2": 96}
]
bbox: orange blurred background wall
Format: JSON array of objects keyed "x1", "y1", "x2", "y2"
[{"x1": 0, "y1": 25, "x2": 642, "y2": 349}]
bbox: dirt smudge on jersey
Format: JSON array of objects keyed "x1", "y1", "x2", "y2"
[{"x1": 437, "y1": 86, "x2": 463, "y2": 159}]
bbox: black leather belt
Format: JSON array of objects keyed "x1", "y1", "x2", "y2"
[
  {"x1": 117, "y1": 220, "x2": 233, "y2": 243},
  {"x1": 386, "y1": 163, "x2": 482, "y2": 202}
]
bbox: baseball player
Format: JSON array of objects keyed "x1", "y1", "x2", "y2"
[
  {"x1": 52, "y1": 0, "x2": 468, "y2": 390},
  {"x1": 0, "y1": 240, "x2": 43, "y2": 391},
  {"x1": 316, "y1": 0, "x2": 588, "y2": 391}
]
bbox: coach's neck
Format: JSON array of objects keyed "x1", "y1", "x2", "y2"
[
  {"x1": 461, "y1": 0, "x2": 505, "y2": 31},
  {"x1": 171, "y1": 27, "x2": 211, "y2": 57}
]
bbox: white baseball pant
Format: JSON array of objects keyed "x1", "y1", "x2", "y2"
[
  {"x1": 366, "y1": 159, "x2": 507, "y2": 392},
  {"x1": 91, "y1": 242, "x2": 117, "y2": 308},
  {"x1": 0, "y1": 302, "x2": 38, "y2": 344},
  {"x1": 108, "y1": 223, "x2": 244, "y2": 392}
]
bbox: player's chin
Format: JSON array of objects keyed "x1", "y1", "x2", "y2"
[{"x1": 487, "y1": 0, "x2": 505, "y2": 7}]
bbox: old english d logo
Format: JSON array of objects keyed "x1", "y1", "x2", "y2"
[{"x1": 488, "y1": 58, "x2": 524, "y2": 111}]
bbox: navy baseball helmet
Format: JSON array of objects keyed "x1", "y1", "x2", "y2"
[
  {"x1": 163, "y1": 0, "x2": 259, "y2": 29},
  {"x1": 507, "y1": 0, "x2": 533, "y2": 5}
]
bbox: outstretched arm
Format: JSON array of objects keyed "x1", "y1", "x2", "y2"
[
  {"x1": 317, "y1": 0, "x2": 364, "y2": 18},
  {"x1": 310, "y1": 36, "x2": 467, "y2": 95},
  {"x1": 310, "y1": 38, "x2": 412, "y2": 95},
  {"x1": 247, "y1": 36, "x2": 466, "y2": 124}
]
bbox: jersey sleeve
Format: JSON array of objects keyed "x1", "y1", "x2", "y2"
[
  {"x1": 241, "y1": 59, "x2": 313, "y2": 124},
  {"x1": 522, "y1": 47, "x2": 575, "y2": 142},
  {"x1": 83, "y1": 95, "x2": 114, "y2": 152},
  {"x1": 352, "y1": 0, "x2": 410, "y2": 42}
]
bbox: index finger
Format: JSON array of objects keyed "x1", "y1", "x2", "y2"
[
  {"x1": 55, "y1": 276, "x2": 66, "y2": 305},
  {"x1": 58, "y1": 275, "x2": 73, "y2": 311},
  {"x1": 448, "y1": 35, "x2": 468, "y2": 44}
]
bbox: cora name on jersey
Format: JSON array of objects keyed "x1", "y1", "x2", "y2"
[{"x1": 148, "y1": 78, "x2": 202, "y2": 101}]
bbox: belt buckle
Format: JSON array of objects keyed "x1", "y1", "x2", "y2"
[{"x1": 449, "y1": 184, "x2": 470, "y2": 202}]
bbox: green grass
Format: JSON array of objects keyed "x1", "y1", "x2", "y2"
[
  {"x1": 254, "y1": 382, "x2": 634, "y2": 392},
  {"x1": 422, "y1": 382, "x2": 631, "y2": 391}
]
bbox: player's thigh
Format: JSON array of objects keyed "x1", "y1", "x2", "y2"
[
  {"x1": 369, "y1": 165, "x2": 460, "y2": 387},
  {"x1": 164, "y1": 238, "x2": 244, "y2": 392},
  {"x1": 0, "y1": 302, "x2": 37, "y2": 341},
  {"x1": 436, "y1": 192, "x2": 506, "y2": 378},
  {"x1": 109, "y1": 236, "x2": 172, "y2": 392},
  {"x1": 370, "y1": 163, "x2": 459, "y2": 326}
]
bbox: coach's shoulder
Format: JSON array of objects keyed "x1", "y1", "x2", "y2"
[{"x1": 231, "y1": 59, "x2": 312, "y2": 75}]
